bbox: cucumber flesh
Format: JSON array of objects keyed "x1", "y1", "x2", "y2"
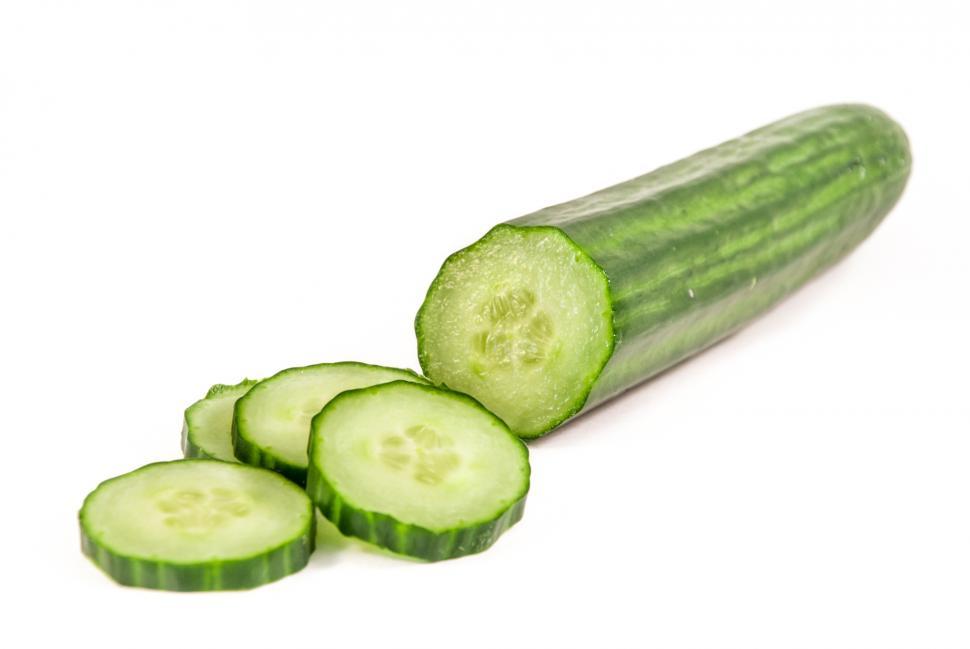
[
  {"x1": 306, "y1": 380, "x2": 529, "y2": 561},
  {"x1": 417, "y1": 104, "x2": 911, "y2": 438},
  {"x1": 233, "y1": 362, "x2": 428, "y2": 484},
  {"x1": 416, "y1": 226, "x2": 613, "y2": 436},
  {"x1": 79, "y1": 459, "x2": 315, "y2": 591},
  {"x1": 182, "y1": 379, "x2": 258, "y2": 461}
]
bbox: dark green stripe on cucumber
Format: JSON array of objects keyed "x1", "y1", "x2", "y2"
[{"x1": 416, "y1": 104, "x2": 911, "y2": 438}]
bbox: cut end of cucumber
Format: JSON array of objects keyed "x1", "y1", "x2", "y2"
[
  {"x1": 307, "y1": 381, "x2": 529, "y2": 560},
  {"x1": 416, "y1": 224, "x2": 614, "y2": 437}
]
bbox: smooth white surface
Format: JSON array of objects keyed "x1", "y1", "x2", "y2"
[{"x1": 1, "y1": 2, "x2": 967, "y2": 647}]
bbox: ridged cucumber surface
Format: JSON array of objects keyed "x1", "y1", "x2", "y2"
[
  {"x1": 79, "y1": 459, "x2": 315, "y2": 591},
  {"x1": 233, "y1": 362, "x2": 429, "y2": 484},
  {"x1": 182, "y1": 379, "x2": 258, "y2": 461},
  {"x1": 416, "y1": 104, "x2": 911, "y2": 438},
  {"x1": 306, "y1": 381, "x2": 529, "y2": 561}
]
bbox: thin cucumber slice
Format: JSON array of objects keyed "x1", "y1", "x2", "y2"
[
  {"x1": 233, "y1": 362, "x2": 429, "y2": 484},
  {"x1": 182, "y1": 379, "x2": 258, "y2": 461},
  {"x1": 306, "y1": 380, "x2": 530, "y2": 561},
  {"x1": 417, "y1": 104, "x2": 911, "y2": 438},
  {"x1": 79, "y1": 459, "x2": 315, "y2": 591}
]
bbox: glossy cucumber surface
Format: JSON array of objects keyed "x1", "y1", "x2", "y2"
[{"x1": 417, "y1": 104, "x2": 911, "y2": 437}]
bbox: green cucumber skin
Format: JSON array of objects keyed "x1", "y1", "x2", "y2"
[
  {"x1": 79, "y1": 460, "x2": 316, "y2": 591},
  {"x1": 232, "y1": 362, "x2": 429, "y2": 486},
  {"x1": 232, "y1": 417, "x2": 308, "y2": 485},
  {"x1": 420, "y1": 104, "x2": 911, "y2": 437},
  {"x1": 305, "y1": 382, "x2": 530, "y2": 561},
  {"x1": 307, "y1": 466, "x2": 526, "y2": 561},
  {"x1": 80, "y1": 525, "x2": 315, "y2": 591}
]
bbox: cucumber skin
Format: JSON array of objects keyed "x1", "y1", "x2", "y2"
[
  {"x1": 80, "y1": 526, "x2": 315, "y2": 591},
  {"x1": 307, "y1": 468, "x2": 526, "y2": 561},
  {"x1": 182, "y1": 379, "x2": 258, "y2": 461},
  {"x1": 79, "y1": 460, "x2": 316, "y2": 591},
  {"x1": 232, "y1": 362, "x2": 430, "y2": 486},
  {"x1": 232, "y1": 417, "x2": 308, "y2": 485},
  {"x1": 305, "y1": 382, "x2": 530, "y2": 561},
  {"x1": 418, "y1": 104, "x2": 911, "y2": 437}
]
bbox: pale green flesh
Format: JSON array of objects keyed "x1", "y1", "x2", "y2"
[
  {"x1": 82, "y1": 462, "x2": 311, "y2": 563},
  {"x1": 417, "y1": 226, "x2": 613, "y2": 437},
  {"x1": 185, "y1": 383, "x2": 253, "y2": 461},
  {"x1": 315, "y1": 383, "x2": 528, "y2": 530},
  {"x1": 237, "y1": 364, "x2": 427, "y2": 469}
]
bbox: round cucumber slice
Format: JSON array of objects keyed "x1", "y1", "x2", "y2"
[
  {"x1": 233, "y1": 362, "x2": 428, "y2": 484},
  {"x1": 79, "y1": 459, "x2": 315, "y2": 591},
  {"x1": 182, "y1": 379, "x2": 258, "y2": 461},
  {"x1": 306, "y1": 380, "x2": 530, "y2": 561},
  {"x1": 416, "y1": 224, "x2": 614, "y2": 438}
]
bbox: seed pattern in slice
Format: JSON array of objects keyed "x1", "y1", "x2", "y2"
[
  {"x1": 472, "y1": 288, "x2": 557, "y2": 366},
  {"x1": 306, "y1": 380, "x2": 530, "y2": 561},
  {"x1": 79, "y1": 459, "x2": 315, "y2": 591},
  {"x1": 416, "y1": 225, "x2": 613, "y2": 438},
  {"x1": 233, "y1": 362, "x2": 429, "y2": 485},
  {"x1": 378, "y1": 424, "x2": 462, "y2": 485}
]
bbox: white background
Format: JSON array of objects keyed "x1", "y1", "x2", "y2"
[{"x1": 2, "y1": 1, "x2": 968, "y2": 647}]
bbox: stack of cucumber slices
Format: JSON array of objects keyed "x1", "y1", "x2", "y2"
[
  {"x1": 80, "y1": 104, "x2": 911, "y2": 591},
  {"x1": 81, "y1": 364, "x2": 530, "y2": 590}
]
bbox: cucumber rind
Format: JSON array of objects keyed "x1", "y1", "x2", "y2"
[
  {"x1": 306, "y1": 381, "x2": 530, "y2": 561},
  {"x1": 232, "y1": 417, "x2": 308, "y2": 484},
  {"x1": 417, "y1": 104, "x2": 911, "y2": 439},
  {"x1": 205, "y1": 379, "x2": 259, "y2": 399},
  {"x1": 232, "y1": 361, "x2": 429, "y2": 485},
  {"x1": 79, "y1": 459, "x2": 316, "y2": 591},
  {"x1": 415, "y1": 224, "x2": 615, "y2": 439},
  {"x1": 182, "y1": 378, "x2": 259, "y2": 460}
]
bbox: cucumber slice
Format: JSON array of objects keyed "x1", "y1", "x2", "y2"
[
  {"x1": 306, "y1": 380, "x2": 529, "y2": 561},
  {"x1": 233, "y1": 362, "x2": 429, "y2": 484},
  {"x1": 417, "y1": 104, "x2": 911, "y2": 438},
  {"x1": 182, "y1": 379, "x2": 258, "y2": 461},
  {"x1": 79, "y1": 459, "x2": 315, "y2": 591}
]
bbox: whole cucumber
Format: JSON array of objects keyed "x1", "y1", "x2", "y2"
[{"x1": 416, "y1": 105, "x2": 911, "y2": 438}]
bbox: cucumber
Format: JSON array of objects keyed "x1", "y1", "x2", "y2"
[
  {"x1": 233, "y1": 362, "x2": 429, "y2": 484},
  {"x1": 79, "y1": 459, "x2": 315, "y2": 591},
  {"x1": 182, "y1": 379, "x2": 258, "y2": 461},
  {"x1": 306, "y1": 380, "x2": 529, "y2": 561},
  {"x1": 416, "y1": 104, "x2": 911, "y2": 438}
]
